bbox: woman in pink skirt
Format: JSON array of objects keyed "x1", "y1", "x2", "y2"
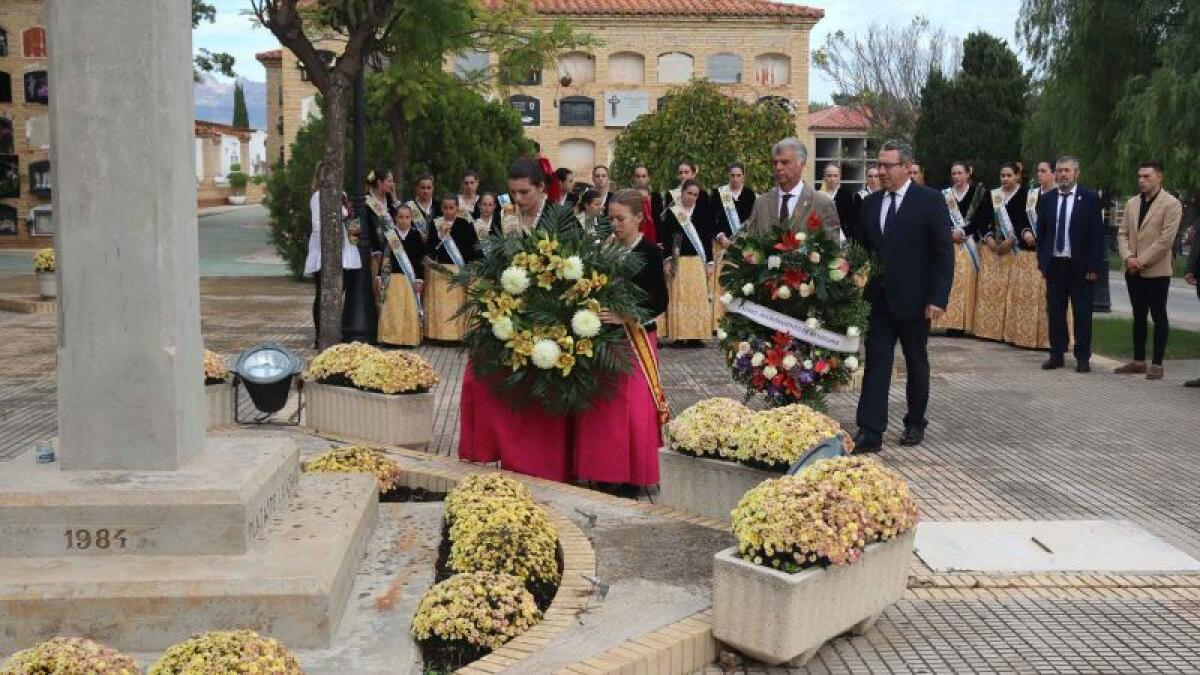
[{"x1": 572, "y1": 190, "x2": 670, "y2": 487}]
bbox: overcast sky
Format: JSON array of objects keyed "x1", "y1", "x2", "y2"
[{"x1": 194, "y1": 0, "x2": 1026, "y2": 100}]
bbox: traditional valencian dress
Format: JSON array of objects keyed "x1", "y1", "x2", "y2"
[
  {"x1": 972, "y1": 187, "x2": 1022, "y2": 340},
  {"x1": 710, "y1": 183, "x2": 756, "y2": 331},
  {"x1": 424, "y1": 216, "x2": 479, "y2": 341},
  {"x1": 933, "y1": 182, "x2": 991, "y2": 333},
  {"x1": 1004, "y1": 187, "x2": 1070, "y2": 348},
  {"x1": 405, "y1": 198, "x2": 439, "y2": 241},
  {"x1": 660, "y1": 200, "x2": 715, "y2": 341},
  {"x1": 372, "y1": 193, "x2": 426, "y2": 347},
  {"x1": 459, "y1": 199, "x2": 579, "y2": 481},
  {"x1": 573, "y1": 234, "x2": 670, "y2": 486}
]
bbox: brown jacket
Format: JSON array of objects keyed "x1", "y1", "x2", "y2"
[
  {"x1": 741, "y1": 183, "x2": 841, "y2": 238},
  {"x1": 1118, "y1": 189, "x2": 1181, "y2": 278}
]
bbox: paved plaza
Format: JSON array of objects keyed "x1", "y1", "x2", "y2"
[{"x1": 2, "y1": 274, "x2": 1200, "y2": 673}]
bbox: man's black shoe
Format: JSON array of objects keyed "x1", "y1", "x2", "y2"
[
  {"x1": 899, "y1": 426, "x2": 925, "y2": 446},
  {"x1": 1042, "y1": 356, "x2": 1064, "y2": 370},
  {"x1": 1185, "y1": 378, "x2": 1200, "y2": 388},
  {"x1": 1076, "y1": 361, "x2": 1091, "y2": 373},
  {"x1": 852, "y1": 432, "x2": 883, "y2": 454}
]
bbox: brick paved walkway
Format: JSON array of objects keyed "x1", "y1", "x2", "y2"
[{"x1": 2, "y1": 275, "x2": 1199, "y2": 673}]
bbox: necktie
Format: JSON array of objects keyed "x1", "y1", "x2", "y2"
[
  {"x1": 882, "y1": 192, "x2": 897, "y2": 233},
  {"x1": 779, "y1": 193, "x2": 792, "y2": 224},
  {"x1": 1055, "y1": 191, "x2": 1071, "y2": 255}
]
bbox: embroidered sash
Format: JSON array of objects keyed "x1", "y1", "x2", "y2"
[
  {"x1": 1026, "y1": 189, "x2": 1040, "y2": 235},
  {"x1": 718, "y1": 185, "x2": 742, "y2": 237},
  {"x1": 625, "y1": 320, "x2": 670, "y2": 426},
  {"x1": 383, "y1": 228, "x2": 425, "y2": 318},
  {"x1": 433, "y1": 218, "x2": 466, "y2": 267},
  {"x1": 944, "y1": 189, "x2": 980, "y2": 271},
  {"x1": 671, "y1": 204, "x2": 707, "y2": 265},
  {"x1": 406, "y1": 200, "x2": 432, "y2": 238},
  {"x1": 991, "y1": 188, "x2": 1018, "y2": 254}
]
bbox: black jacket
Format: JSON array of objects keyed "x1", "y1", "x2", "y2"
[
  {"x1": 428, "y1": 217, "x2": 481, "y2": 264},
  {"x1": 659, "y1": 203, "x2": 716, "y2": 259},
  {"x1": 630, "y1": 237, "x2": 669, "y2": 321},
  {"x1": 710, "y1": 186, "x2": 756, "y2": 238},
  {"x1": 859, "y1": 183, "x2": 955, "y2": 320},
  {"x1": 1035, "y1": 186, "x2": 1106, "y2": 278}
]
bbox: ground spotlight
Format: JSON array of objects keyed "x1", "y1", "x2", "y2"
[{"x1": 232, "y1": 342, "x2": 304, "y2": 423}]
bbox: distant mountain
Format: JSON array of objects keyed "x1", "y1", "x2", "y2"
[{"x1": 194, "y1": 74, "x2": 267, "y2": 130}]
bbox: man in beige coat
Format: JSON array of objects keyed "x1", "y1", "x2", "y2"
[
  {"x1": 1114, "y1": 160, "x2": 1182, "y2": 380},
  {"x1": 731, "y1": 138, "x2": 841, "y2": 241}
]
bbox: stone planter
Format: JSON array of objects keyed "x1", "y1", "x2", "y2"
[
  {"x1": 206, "y1": 381, "x2": 233, "y2": 429},
  {"x1": 227, "y1": 194, "x2": 247, "y2": 206},
  {"x1": 658, "y1": 448, "x2": 779, "y2": 523},
  {"x1": 305, "y1": 380, "x2": 433, "y2": 450},
  {"x1": 713, "y1": 529, "x2": 916, "y2": 666},
  {"x1": 36, "y1": 271, "x2": 56, "y2": 299}
]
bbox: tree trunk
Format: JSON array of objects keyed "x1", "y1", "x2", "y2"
[
  {"x1": 388, "y1": 103, "x2": 409, "y2": 197},
  {"x1": 317, "y1": 73, "x2": 354, "y2": 349}
]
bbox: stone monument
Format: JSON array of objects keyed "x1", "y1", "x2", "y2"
[{"x1": 0, "y1": 0, "x2": 376, "y2": 653}]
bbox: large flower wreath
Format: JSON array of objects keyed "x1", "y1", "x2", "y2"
[
  {"x1": 456, "y1": 209, "x2": 650, "y2": 416},
  {"x1": 717, "y1": 208, "x2": 872, "y2": 408}
]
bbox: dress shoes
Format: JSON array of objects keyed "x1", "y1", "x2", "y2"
[
  {"x1": 852, "y1": 431, "x2": 883, "y2": 454},
  {"x1": 899, "y1": 426, "x2": 925, "y2": 447},
  {"x1": 1113, "y1": 361, "x2": 1147, "y2": 374},
  {"x1": 1184, "y1": 378, "x2": 1200, "y2": 388},
  {"x1": 1146, "y1": 365, "x2": 1164, "y2": 380},
  {"x1": 1076, "y1": 361, "x2": 1091, "y2": 373},
  {"x1": 1041, "y1": 356, "x2": 1064, "y2": 370}
]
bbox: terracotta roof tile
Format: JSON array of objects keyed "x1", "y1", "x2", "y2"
[
  {"x1": 808, "y1": 105, "x2": 869, "y2": 131},
  {"x1": 485, "y1": 0, "x2": 822, "y2": 19},
  {"x1": 255, "y1": 49, "x2": 283, "y2": 62}
]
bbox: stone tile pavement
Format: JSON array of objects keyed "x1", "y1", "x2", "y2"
[{"x1": 2, "y1": 274, "x2": 1200, "y2": 673}]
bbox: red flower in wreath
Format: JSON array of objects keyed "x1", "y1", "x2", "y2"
[
  {"x1": 807, "y1": 211, "x2": 823, "y2": 232},
  {"x1": 813, "y1": 359, "x2": 830, "y2": 374},
  {"x1": 783, "y1": 268, "x2": 809, "y2": 289},
  {"x1": 774, "y1": 230, "x2": 803, "y2": 252}
]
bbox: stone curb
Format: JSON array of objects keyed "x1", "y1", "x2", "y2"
[{"x1": 553, "y1": 610, "x2": 718, "y2": 675}]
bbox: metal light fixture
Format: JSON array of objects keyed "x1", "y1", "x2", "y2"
[
  {"x1": 786, "y1": 435, "x2": 849, "y2": 476},
  {"x1": 232, "y1": 342, "x2": 304, "y2": 423}
]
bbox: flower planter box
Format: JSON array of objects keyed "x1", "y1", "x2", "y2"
[
  {"x1": 713, "y1": 529, "x2": 915, "y2": 666},
  {"x1": 658, "y1": 448, "x2": 778, "y2": 523},
  {"x1": 305, "y1": 380, "x2": 433, "y2": 450},
  {"x1": 227, "y1": 194, "x2": 247, "y2": 206},
  {"x1": 205, "y1": 382, "x2": 233, "y2": 429},
  {"x1": 36, "y1": 271, "x2": 56, "y2": 299}
]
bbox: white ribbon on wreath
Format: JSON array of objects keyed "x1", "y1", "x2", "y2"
[{"x1": 726, "y1": 298, "x2": 860, "y2": 353}]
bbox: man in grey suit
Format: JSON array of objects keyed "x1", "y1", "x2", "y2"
[{"x1": 729, "y1": 138, "x2": 841, "y2": 242}]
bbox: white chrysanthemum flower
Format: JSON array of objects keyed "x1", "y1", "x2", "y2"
[
  {"x1": 571, "y1": 309, "x2": 602, "y2": 338},
  {"x1": 847, "y1": 326, "x2": 861, "y2": 337},
  {"x1": 561, "y1": 255, "x2": 584, "y2": 281},
  {"x1": 803, "y1": 359, "x2": 814, "y2": 369},
  {"x1": 796, "y1": 232, "x2": 807, "y2": 242},
  {"x1": 845, "y1": 356, "x2": 860, "y2": 371},
  {"x1": 762, "y1": 365, "x2": 778, "y2": 379},
  {"x1": 531, "y1": 339, "x2": 561, "y2": 369},
  {"x1": 767, "y1": 255, "x2": 782, "y2": 270},
  {"x1": 720, "y1": 292, "x2": 733, "y2": 306},
  {"x1": 741, "y1": 283, "x2": 755, "y2": 296},
  {"x1": 491, "y1": 316, "x2": 515, "y2": 341},
  {"x1": 750, "y1": 352, "x2": 765, "y2": 367},
  {"x1": 501, "y1": 266, "x2": 530, "y2": 295},
  {"x1": 799, "y1": 282, "x2": 815, "y2": 298},
  {"x1": 809, "y1": 251, "x2": 821, "y2": 263},
  {"x1": 776, "y1": 285, "x2": 792, "y2": 300},
  {"x1": 782, "y1": 355, "x2": 798, "y2": 370},
  {"x1": 716, "y1": 328, "x2": 728, "y2": 340}
]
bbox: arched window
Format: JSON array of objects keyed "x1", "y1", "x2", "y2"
[
  {"x1": 657, "y1": 52, "x2": 693, "y2": 84},
  {"x1": 0, "y1": 116, "x2": 12, "y2": 154},
  {"x1": 22, "y1": 27, "x2": 47, "y2": 58},
  {"x1": 0, "y1": 72, "x2": 10, "y2": 104},
  {"x1": 706, "y1": 53, "x2": 743, "y2": 84},
  {"x1": 24, "y1": 70, "x2": 48, "y2": 104},
  {"x1": 560, "y1": 51, "x2": 595, "y2": 85},
  {"x1": 0, "y1": 204, "x2": 17, "y2": 236},
  {"x1": 559, "y1": 96, "x2": 595, "y2": 127},
  {"x1": 0, "y1": 27, "x2": 9, "y2": 57},
  {"x1": 608, "y1": 52, "x2": 645, "y2": 84},
  {"x1": 754, "y1": 53, "x2": 791, "y2": 85},
  {"x1": 558, "y1": 139, "x2": 596, "y2": 174}
]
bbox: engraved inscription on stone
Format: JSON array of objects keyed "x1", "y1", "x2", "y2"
[
  {"x1": 249, "y1": 467, "x2": 299, "y2": 540},
  {"x1": 64, "y1": 528, "x2": 128, "y2": 551}
]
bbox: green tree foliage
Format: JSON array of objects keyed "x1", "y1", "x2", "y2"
[
  {"x1": 610, "y1": 81, "x2": 794, "y2": 193},
  {"x1": 913, "y1": 33, "x2": 1028, "y2": 187},
  {"x1": 192, "y1": 0, "x2": 235, "y2": 80},
  {"x1": 266, "y1": 83, "x2": 529, "y2": 279},
  {"x1": 232, "y1": 82, "x2": 250, "y2": 129}
]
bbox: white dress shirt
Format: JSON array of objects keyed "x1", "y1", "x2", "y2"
[
  {"x1": 879, "y1": 179, "x2": 913, "y2": 233},
  {"x1": 779, "y1": 181, "x2": 805, "y2": 221},
  {"x1": 304, "y1": 191, "x2": 362, "y2": 274},
  {"x1": 1053, "y1": 187, "x2": 1076, "y2": 258}
]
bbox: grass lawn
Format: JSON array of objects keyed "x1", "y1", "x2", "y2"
[
  {"x1": 1107, "y1": 251, "x2": 1192, "y2": 277},
  {"x1": 1092, "y1": 316, "x2": 1200, "y2": 360}
]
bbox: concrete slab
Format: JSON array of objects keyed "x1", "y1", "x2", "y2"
[
  {"x1": 0, "y1": 471, "x2": 377, "y2": 653},
  {"x1": 0, "y1": 436, "x2": 299, "y2": 556},
  {"x1": 915, "y1": 520, "x2": 1200, "y2": 573}
]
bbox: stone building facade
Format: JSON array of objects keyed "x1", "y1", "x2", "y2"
[
  {"x1": 260, "y1": 0, "x2": 823, "y2": 186},
  {"x1": 0, "y1": 0, "x2": 52, "y2": 248}
]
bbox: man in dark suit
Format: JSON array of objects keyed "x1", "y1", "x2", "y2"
[
  {"x1": 1020, "y1": 156, "x2": 1105, "y2": 372},
  {"x1": 854, "y1": 140, "x2": 955, "y2": 452}
]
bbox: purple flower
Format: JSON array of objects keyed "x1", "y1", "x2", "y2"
[{"x1": 797, "y1": 370, "x2": 814, "y2": 385}]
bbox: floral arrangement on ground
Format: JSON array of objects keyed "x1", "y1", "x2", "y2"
[
  {"x1": 147, "y1": 629, "x2": 301, "y2": 674},
  {"x1": 457, "y1": 210, "x2": 650, "y2": 415},
  {"x1": 413, "y1": 473, "x2": 561, "y2": 671},
  {"x1": 717, "y1": 209, "x2": 872, "y2": 409},
  {"x1": 668, "y1": 398, "x2": 850, "y2": 472},
  {"x1": 204, "y1": 348, "x2": 228, "y2": 385},
  {"x1": 306, "y1": 342, "x2": 438, "y2": 394},
  {"x1": 2, "y1": 636, "x2": 140, "y2": 675},
  {"x1": 32, "y1": 248, "x2": 54, "y2": 273},
  {"x1": 732, "y1": 456, "x2": 918, "y2": 573}
]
